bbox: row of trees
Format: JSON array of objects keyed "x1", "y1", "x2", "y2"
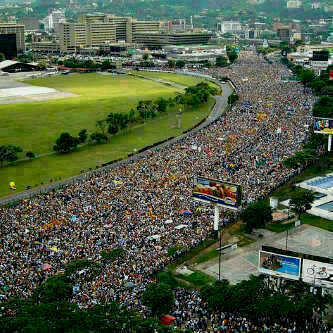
[
  {"x1": 240, "y1": 189, "x2": 315, "y2": 233},
  {"x1": 0, "y1": 145, "x2": 23, "y2": 168},
  {"x1": 280, "y1": 58, "x2": 332, "y2": 170},
  {"x1": 53, "y1": 129, "x2": 110, "y2": 153},
  {"x1": 201, "y1": 275, "x2": 332, "y2": 329},
  {"x1": 0, "y1": 145, "x2": 36, "y2": 168},
  {"x1": 53, "y1": 82, "x2": 217, "y2": 154},
  {"x1": 57, "y1": 58, "x2": 118, "y2": 70}
]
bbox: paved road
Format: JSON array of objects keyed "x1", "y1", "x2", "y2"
[{"x1": 0, "y1": 79, "x2": 233, "y2": 206}]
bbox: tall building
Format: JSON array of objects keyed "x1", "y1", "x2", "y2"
[
  {"x1": 0, "y1": 23, "x2": 25, "y2": 58},
  {"x1": 217, "y1": 21, "x2": 242, "y2": 34},
  {"x1": 287, "y1": 0, "x2": 302, "y2": 8},
  {"x1": 86, "y1": 23, "x2": 116, "y2": 47},
  {"x1": 58, "y1": 22, "x2": 116, "y2": 52},
  {"x1": 48, "y1": 9, "x2": 65, "y2": 32}
]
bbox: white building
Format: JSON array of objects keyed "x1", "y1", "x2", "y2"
[
  {"x1": 311, "y1": 1, "x2": 321, "y2": 9},
  {"x1": 287, "y1": 0, "x2": 302, "y2": 8},
  {"x1": 47, "y1": 9, "x2": 66, "y2": 32},
  {"x1": 217, "y1": 21, "x2": 242, "y2": 34}
]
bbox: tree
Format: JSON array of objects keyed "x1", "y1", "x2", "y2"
[
  {"x1": 241, "y1": 201, "x2": 272, "y2": 233},
  {"x1": 228, "y1": 93, "x2": 239, "y2": 105},
  {"x1": 78, "y1": 129, "x2": 88, "y2": 144},
  {"x1": 156, "y1": 98, "x2": 168, "y2": 113},
  {"x1": 216, "y1": 56, "x2": 228, "y2": 67},
  {"x1": 26, "y1": 151, "x2": 35, "y2": 159},
  {"x1": 175, "y1": 60, "x2": 185, "y2": 68},
  {"x1": 141, "y1": 283, "x2": 175, "y2": 316},
  {"x1": 289, "y1": 190, "x2": 315, "y2": 220},
  {"x1": 299, "y1": 69, "x2": 316, "y2": 87},
  {"x1": 167, "y1": 60, "x2": 176, "y2": 68},
  {"x1": 53, "y1": 133, "x2": 79, "y2": 153},
  {"x1": 0, "y1": 145, "x2": 23, "y2": 167},
  {"x1": 90, "y1": 132, "x2": 108, "y2": 144},
  {"x1": 38, "y1": 61, "x2": 48, "y2": 70},
  {"x1": 96, "y1": 120, "x2": 107, "y2": 135},
  {"x1": 0, "y1": 52, "x2": 5, "y2": 61},
  {"x1": 33, "y1": 275, "x2": 72, "y2": 304},
  {"x1": 226, "y1": 47, "x2": 238, "y2": 64}
]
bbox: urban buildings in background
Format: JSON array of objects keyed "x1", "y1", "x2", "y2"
[{"x1": 27, "y1": 13, "x2": 212, "y2": 53}]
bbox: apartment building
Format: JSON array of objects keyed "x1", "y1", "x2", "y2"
[
  {"x1": 59, "y1": 23, "x2": 87, "y2": 52},
  {"x1": 0, "y1": 23, "x2": 25, "y2": 58},
  {"x1": 86, "y1": 23, "x2": 116, "y2": 47}
]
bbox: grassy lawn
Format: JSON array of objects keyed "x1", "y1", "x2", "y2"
[
  {"x1": 0, "y1": 74, "x2": 179, "y2": 155},
  {"x1": 175, "y1": 271, "x2": 215, "y2": 287},
  {"x1": 130, "y1": 70, "x2": 221, "y2": 93},
  {"x1": 0, "y1": 94, "x2": 215, "y2": 198},
  {"x1": 266, "y1": 214, "x2": 333, "y2": 233}
]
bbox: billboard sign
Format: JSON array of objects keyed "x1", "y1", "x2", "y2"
[
  {"x1": 302, "y1": 259, "x2": 333, "y2": 288},
  {"x1": 329, "y1": 71, "x2": 333, "y2": 81},
  {"x1": 258, "y1": 250, "x2": 301, "y2": 280},
  {"x1": 313, "y1": 117, "x2": 333, "y2": 134},
  {"x1": 193, "y1": 176, "x2": 241, "y2": 209}
]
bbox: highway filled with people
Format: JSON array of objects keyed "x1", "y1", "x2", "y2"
[{"x1": 0, "y1": 51, "x2": 323, "y2": 331}]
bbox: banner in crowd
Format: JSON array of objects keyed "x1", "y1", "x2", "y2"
[
  {"x1": 192, "y1": 176, "x2": 242, "y2": 209},
  {"x1": 258, "y1": 250, "x2": 301, "y2": 280},
  {"x1": 302, "y1": 259, "x2": 333, "y2": 289},
  {"x1": 313, "y1": 117, "x2": 333, "y2": 134}
]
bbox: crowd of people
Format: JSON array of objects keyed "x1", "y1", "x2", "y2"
[
  {"x1": 171, "y1": 288, "x2": 331, "y2": 332},
  {"x1": 1, "y1": 51, "x2": 327, "y2": 331}
]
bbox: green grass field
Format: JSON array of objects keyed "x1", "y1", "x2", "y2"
[
  {"x1": 0, "y1": 74, "x2": 179, "y2": 155},
  {"x1": 130, "y1": 71, "x2": 221, "y2": 93},
  {"x1": 0, "y1": 73, "x2": 216, "y2": 198}
]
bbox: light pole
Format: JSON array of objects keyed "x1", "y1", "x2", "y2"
[{"x1": 218, "y1": 224, "x2": 223, "y2": 281}]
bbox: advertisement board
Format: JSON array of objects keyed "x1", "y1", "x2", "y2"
[
  {"x1": 193, "y1": 176, "x2": 241, "y2": 209},
  {"x1": 302, "y1": 259, "x2": 333, "y2": 288},
  {"x1": 313, "y1": 117, "x2": 333, "y2": 134},
  {"x1": 258, "y1": 251, "x2": 301, "y2": 280}
]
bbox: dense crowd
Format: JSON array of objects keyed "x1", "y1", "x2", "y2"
[{"x1": 1, "y1": 51, "x2": 326, "y2": 331}]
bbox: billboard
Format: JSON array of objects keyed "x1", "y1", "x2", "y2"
[
  {"x1": 193, "y1": 176, "x2": 241, "y2": 209},
  {"x1": 312, "y1": 51, "x2": 329, "y2": 62},
  {"x1": 313, "y1": 117, "x2": 333, "y2": 134},
  {"x1": 258, "y1": 250, "x2": 301, "y2": 280},
  {"x1": 302, "y1": 259, "x2": 333, "y2": 288}
]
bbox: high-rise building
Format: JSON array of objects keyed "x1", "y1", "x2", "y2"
[
  {"x1": 58, "y1": 22, "x2": 116, "y2": 52},
  {"x1": 0, "y1": 23, "x2": 25, "y2": 58},
  {"x1": 217, "y1": 21, "x2": 242, "y2": 34},
  {"x1": 48, "y1": 9, "x2": 65, "y2": 32},
  {"x1": 287, "y1": 0, "x2": 302, "y2": 8}
]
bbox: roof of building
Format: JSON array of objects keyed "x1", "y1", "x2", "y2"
[{"x1": 0, "y1": 60, "x2": 18, "y2": 70}]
